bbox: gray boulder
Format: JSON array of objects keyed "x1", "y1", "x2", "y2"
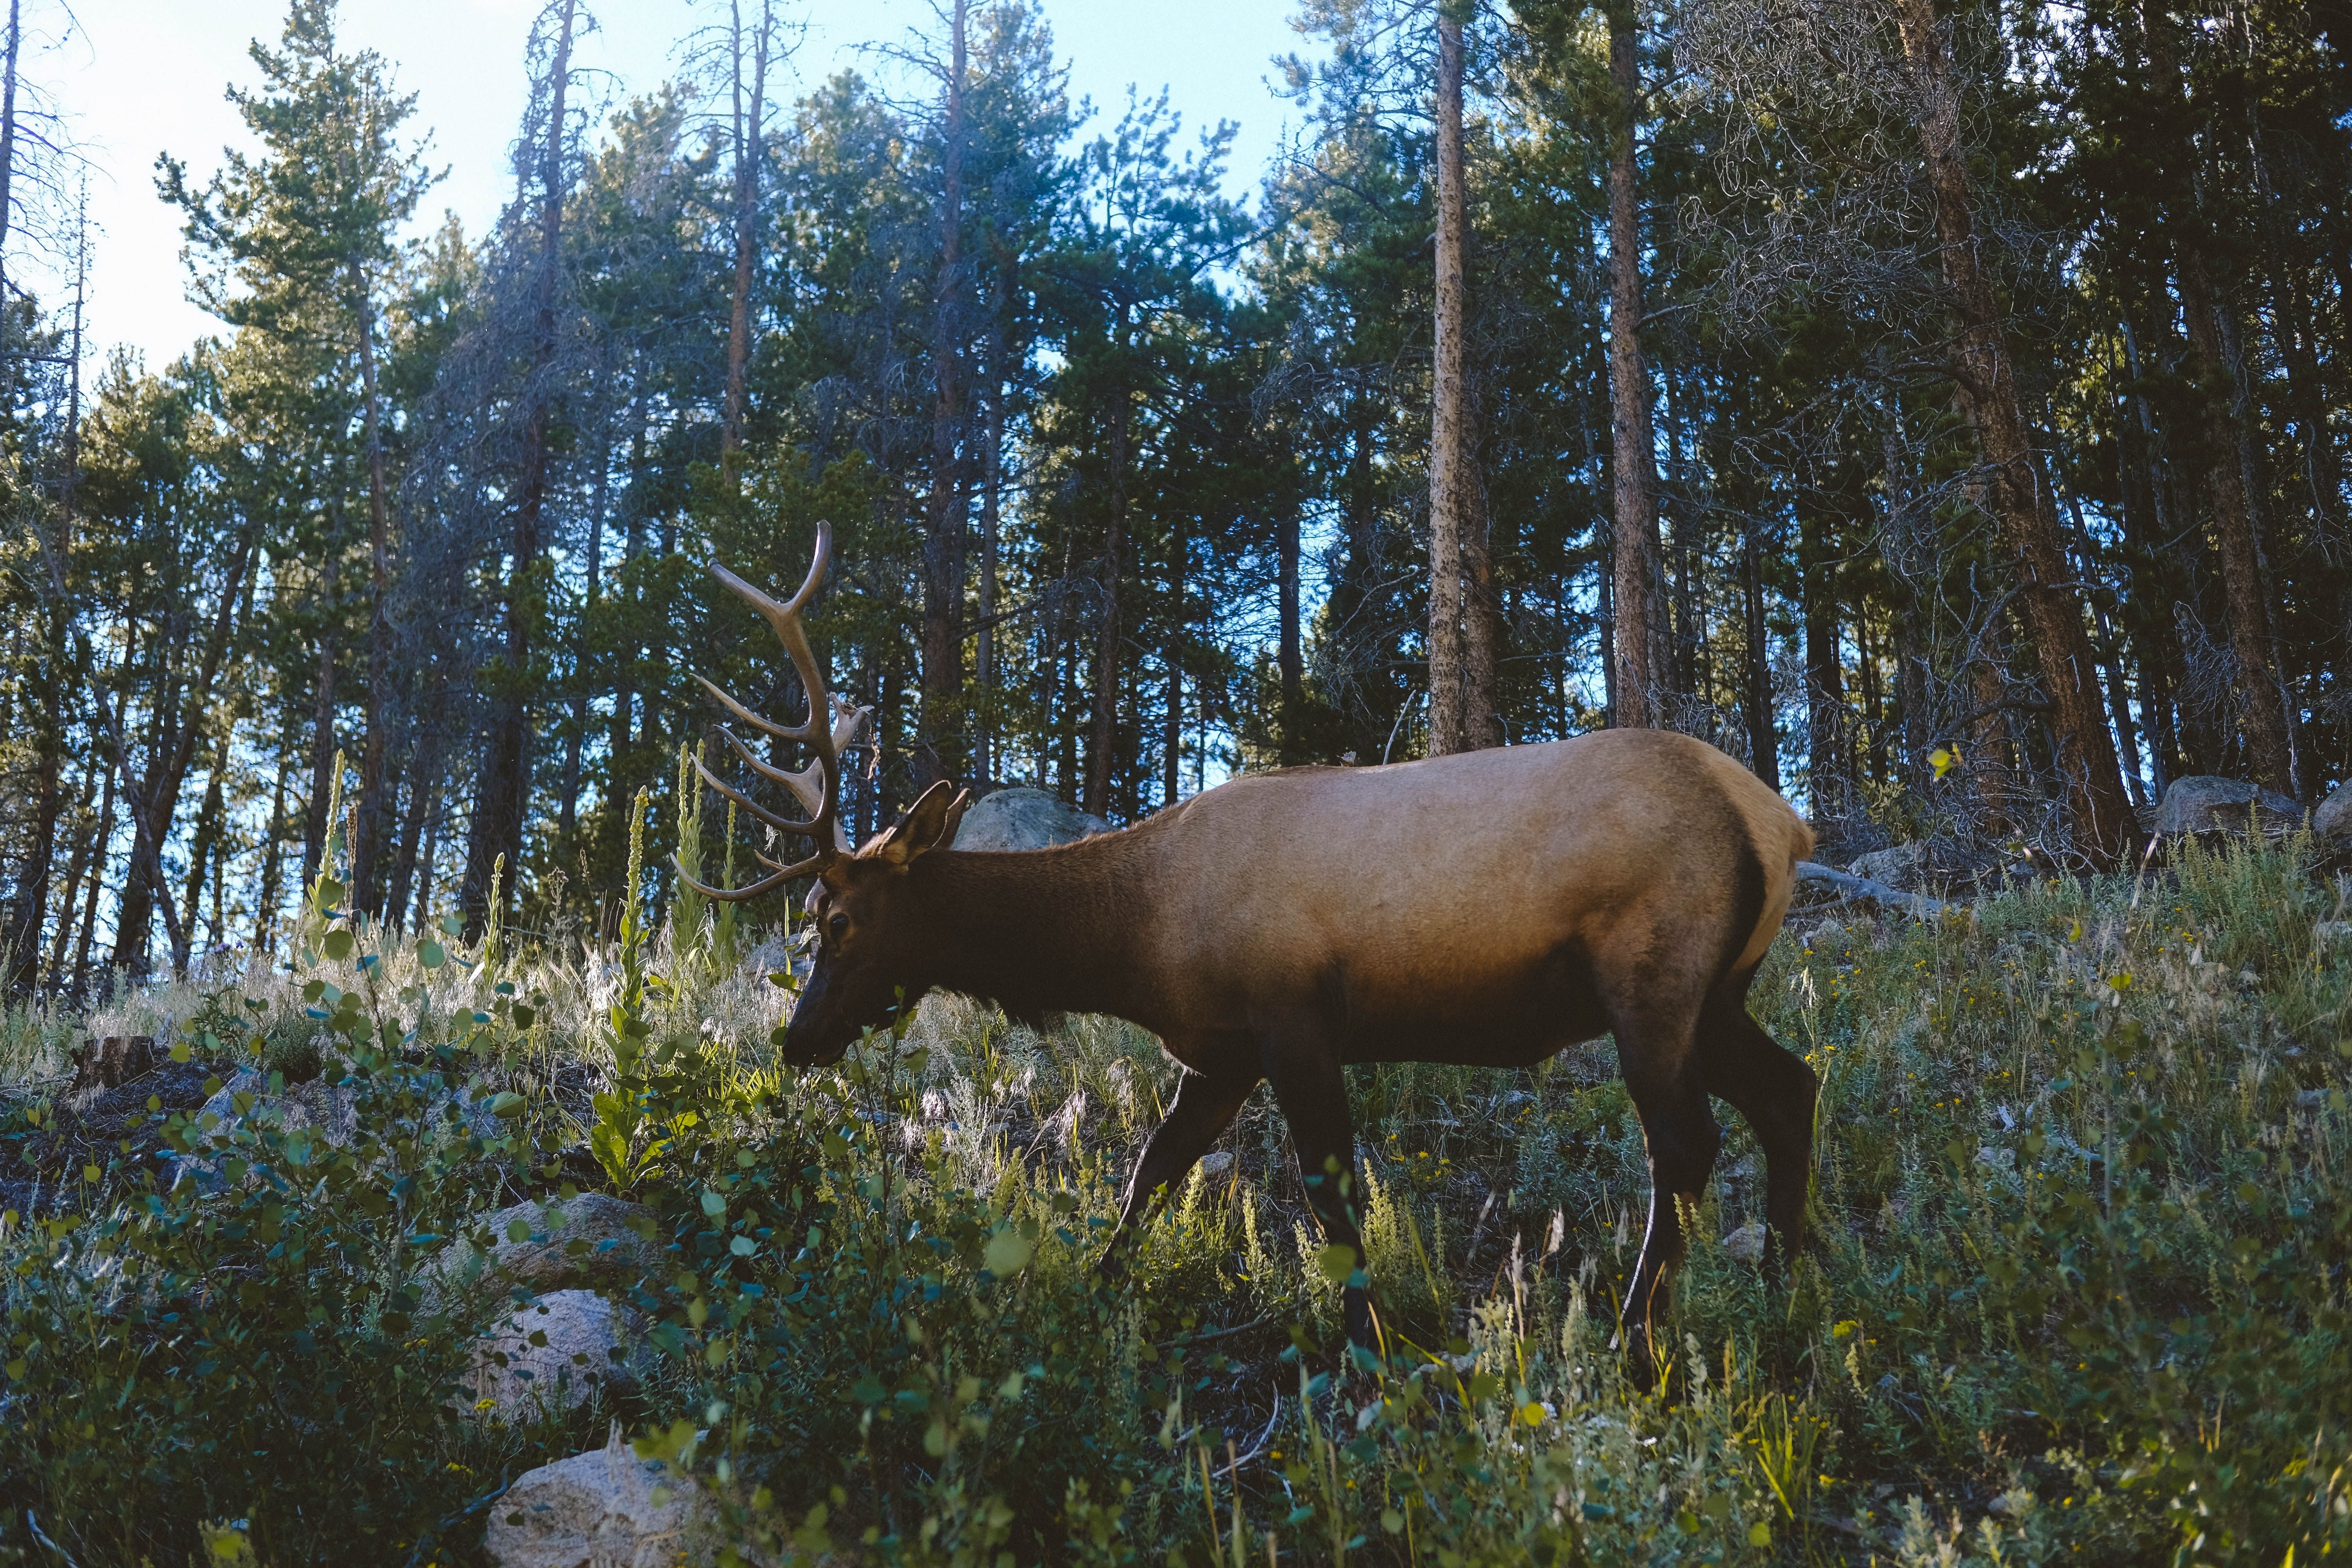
[
  {"x1": 1848, "y1": 842, "x2": 1925, "y2": 891},
  {"x1": 2152, "y1": 776, "x2": 2302, "y2": 835},
  {"x1": 2316, "y1": 784, "x2": 2352, "y2": 845},
  {"x1": 172, "y1": 1067, "x2": 506, "y2": 1192},
  {"x1": 426, "y1": 1192, "x2": 663, "y2": 1303},
  {"x1": 485, "y1": 1429, "x2": 712, "y2": 1568},
  {"x1": 455, "y1": 1289, "x2": 640, "y2": 1424},
  {"x1": 951, "y1": 787, "x2": 1111, "y2": 852}
]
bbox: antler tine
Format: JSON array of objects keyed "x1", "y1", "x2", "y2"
[
  {"x1": 688, "y1": 524, "x2": 849, "y2": 897},
  {"x1": 692, "y1": 753, "x2": 821, "y2": 839},
  {"x1": 674, "y1": 863, "x2": 793, "y2": 904},
  {"x1": 693, "y1": 673, "x2": 795, "y2": 742}
]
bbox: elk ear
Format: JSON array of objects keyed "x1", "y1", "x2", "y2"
[{"x1": 870, "y1": 780, "x2": 961, "y2": 866}]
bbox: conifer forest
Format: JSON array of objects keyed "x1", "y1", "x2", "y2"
[
  {"x1": 3, "y1": 0, "x2": 2352, "y2": 1563},
  {"x1": 0, "y1": 0, "x2": 2344, "y2": 975}
]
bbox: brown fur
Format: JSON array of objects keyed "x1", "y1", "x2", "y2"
[{"x1": 786, "y1": 728, "x2": 1817, "y2": 1373}]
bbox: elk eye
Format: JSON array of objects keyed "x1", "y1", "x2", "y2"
[{"x1": 828, "y1": 913, "x2": 849, "y2": 942}]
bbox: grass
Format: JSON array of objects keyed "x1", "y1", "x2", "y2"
[{"x1": 0, "y1": 828, "x2": 2348, "y2": 1565}]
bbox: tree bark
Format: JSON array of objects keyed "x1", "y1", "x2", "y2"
[
  {"x1": 1426, "y1": 3, "x2": 1474, "y2": 756},
  {"x1": 1799, "y1": 507, "x2": 1847, "y2": 823},
  {"x1": 71, "y1": 728, "x2": 113, "y2": 996},
  {"x1": 0, "y1": 0, "x2": 20, "y2": 298},
  {"x1": 353, "y1": 272, "x2": 395, "y2": 913},
  {"x1": 44, "y1": 760, "x2": 99, "y2": 983},
  {"x1": 2137, "y1": 0, "x2": 2295, "y2": 797},
  {"x1": 920, "y1": 0, "x2": 970, "y2": 771},
  {"x1": 973, "y1": 249, "x2": 1010, "y2": 788},
  {"x1": 180, "y1": 728, "x2": 232, "y2": 952},
  {"x1": 462, "y1": 0, "x2": 576, "y2": 937},
  {"x1": 1085, "y1": 303, "x2": 1130, "y2": 818},
  {"x1": 304, "y1": 553, "x2": 339, "y2": 886},
  {"x1": 1165, "y1": 514, "x2": 1185, "y2": 805},
  {"x1": 389, "y1": 695, "x2": 442, "y2": 933},
  {"x1": 1278, "y1": 506, "x2": 1302, "y2": 714},
  {"x1": 1606, "y1": 2, "x2": 1670, "y2": 730},
  {"x1": 722, "y1": 0, "x2": 773, "y2": 452},
  {"x1": 1896, "y1": 0, "x2": 2132, "y2": 864},
  {"x1": 2175, "y1": 241, "x2": 2296, "y2": 795},
  {"x1": 254, "y1": 741, "x2": 291, "y2": 953},
  {"x1": 1740, "y1": 523, "x2": 1777, "y2": 789},
  {"x1": 8, "y1": 192, "x2": 73, "y2": 995}
]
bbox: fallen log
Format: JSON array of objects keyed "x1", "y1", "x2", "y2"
[{"x1": 1794, "y1": 860, "x2": 1951, "y2": 918}]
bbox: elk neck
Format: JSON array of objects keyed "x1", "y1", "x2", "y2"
[{"x1": 902, "y1": 833, "x2": 1161, "y2": 1026}]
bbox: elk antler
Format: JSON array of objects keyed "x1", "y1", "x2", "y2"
[{"x1": 676, "y1": 524, "x2": 866, "y2": 901}]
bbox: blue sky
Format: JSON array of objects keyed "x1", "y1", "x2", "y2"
[{"x1": 47, "y1": 0, "x2": 1316, "y2": 373}]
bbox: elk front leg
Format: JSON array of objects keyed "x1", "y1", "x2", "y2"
[
  {"x1": 1097, "y1": 1053, "x2": 1258, "y2": 1280},
  {"x1": 1260, "y1": 1023, "x2": 1373, "y2": 1349}
]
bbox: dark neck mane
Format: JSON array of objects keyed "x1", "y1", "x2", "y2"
[{"x1": 905, "y1": 831, "x2": 1158, "y2": 1027}]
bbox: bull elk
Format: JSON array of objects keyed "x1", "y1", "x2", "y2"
[{"x1": 682, "y1": 526, "x2": 1818, "y2": 1370}]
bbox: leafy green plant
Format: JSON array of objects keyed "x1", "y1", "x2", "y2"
[{"x1": 588, "y1": 788, "x2": 663, "y2": 1192}]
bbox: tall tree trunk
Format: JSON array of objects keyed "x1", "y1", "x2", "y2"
[
  {"x1": 921, "y1": 0, "x2": 970, "y2": 771},
  {"x1": 2052, "y1": 459, "x2": 2148, "y2": 806},
  {"x1": 353, "y1": 274, "x2": 395, "y2": 913},
  {"x1": 2138, "y1": 1, "x2": 2295, "y2": 797},
  {"x1": 390, "y1": 697, "x2": 442, "y2": 933},
  {"x1": 462, "y1": 0, "x2": 577, "y2": 938},
  {"x1": 1964, "y1": 616, "x2": 2021, "y2": 837},
  {"x1": 2243, "y1": 102, "x2": 2346, "y2": 565},
  {"x1": 1740, "y1": 523, "x2": 1777, "y2": 789},
  {"x1": 1606, "y1": 2, "x2": 1670, "y2": 731},
  {"x1": 1896, "y1": 0, "x2": 2131, "y2": 864},
  {"x1": 973, "y1": 250, "x2": 1010, "y2": 787},
  {"x1": 2175, "y1": 240, "x2": 2296, "y2": 795},
  {"x1": 71, "y1": 733, "x2": 113, "y2": 996},
  {"x1": 1426, "y1": 3, "x2": 1474, "y2": 756},
  {"x1": 0, "y1": 0, "x2": 20, "y2": 298},
  {"x1": 1799, "y1": 508, "x2": 1847, "y2": 824},
  {"x1": 305, "y1": 555, "x2": 339, "y2": 885},
  {"x1": 8, "y1": 192, "x2": 74, "y2": 995},
  {"x1": 721, "y1": 0, "x2": 772, "y2": 453},
  {"x1": 1278, "y1": 507, "x2": 1302, "y2": 715},
  {"x1": 1085, "y1": 305, "x2": 1130, "y2": 818},
  {"x1": 254, "y1": 742, "x2": 291, "y2": 953},
  {"x1": 561, "y1": 408, "x2": 610, "y2": 839},
  {"x1": 1880, "y1": 420, "x2": 1934, "y2": 788},
  {"x1": 2117, "y1": 314, "x2": 2183, "y2": 792},
  {"x1": 43, "y1": 757, "x2": 98, "y2": 982},
  {"x1": 1165, "y1": 515, "x2": 1185, "y2": 806},
  {"x1": 180, "y1": 728, "x2": 231, "y2": 951}
]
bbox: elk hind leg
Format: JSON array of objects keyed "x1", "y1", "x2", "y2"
[
  {"x1": 1098, "y1": 1057, "x2": 1258, "y2": 1279},
  {"x1": 1696, "y1": 974, "x2": 1817, "y2": 1279},
  {"x1": 1613, "y1": 997, "x2": 1719, "y2": 1387}
]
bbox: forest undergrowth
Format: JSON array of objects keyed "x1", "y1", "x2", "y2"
[{"x1": 1, "y1": 821, "x2": 2348, "y2": 1566}]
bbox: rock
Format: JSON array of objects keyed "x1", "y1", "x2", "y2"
[
  {"x1": 2316, "y1": 784, "x2": 2352, "y2": 845},
  {"x1": 2152, "y1": 776, "x2": 2302, "y2": 836},
  {"x1": 485, "y1": 1428, "x2": 711, "y2": 1568},
  {"x1": 1721, "y1": 1223, "x2": 1767, "y2": 1264},
  {"x1": 430, "y1": 1192, "x2": 663, "y2": 1301},
  {"x1": 172, "y1": 1068, "x2": 505, "y2": 1192},
  {"x1": 1195, "y1": 1150, "x2": 1235, "y2": 1179},
  {"x1": 950, "y1": 787, "x2": 1111, "y2": 853},
  {"x1": 68, "y1": 1035, "x2": 158, "y2": 1098},
  {"x1": 171, "y1": 1069, "x2": 359, "y2": 1191},
  {"x1": 456, "y1": 1289, "x2": 639, "y2": 1423},
  {"x1": 1848, "y1": 843, "x2": 1925, "y2": 891}
]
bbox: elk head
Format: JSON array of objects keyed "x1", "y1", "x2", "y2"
[{"x1": 679, "y1": 526, "x2": 970, "y2": 1066}]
